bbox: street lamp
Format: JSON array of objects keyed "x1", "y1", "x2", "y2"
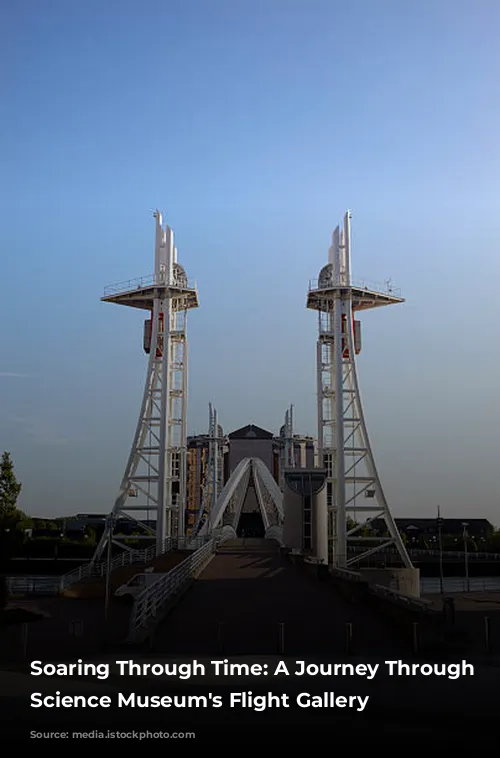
[
  {"x1": 437, "y1": 506, "x2": 444, "y2": 595},
  {"x1": 104, "y1": 514, "x2": 115, "y2": 626},
  {"x1": 462, "y1": 522, "x2": 470, "y2": 592}
]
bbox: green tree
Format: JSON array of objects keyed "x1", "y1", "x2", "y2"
[
  {"x1": 85, "y1": 526, "x2": 97, "y2": 544},
  {"x1": 0, "y1": 452, "x2": 23, "y2": 609},
  {"x1": 0, "y1": 451, "x2": 22, "y2": 520}
]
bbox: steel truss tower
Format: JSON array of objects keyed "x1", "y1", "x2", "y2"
[
  {"x1": 307, "y1": 211, "x2": 412, "y2": 570},
  {"x1": 279, "y1": 404, "x2": 295, "y2": 489},
  {"x1": 93, "y1": 211, "x2": 199, "y2": 561},
  {"x1": 191, "y1": 403, "x2": 224, "y2": 537}
]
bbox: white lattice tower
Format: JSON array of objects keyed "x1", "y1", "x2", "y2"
[
  {"x1": 191, "y1": 403, "x2": 223, "y2": 537},
  {"x1": 307, "y1": 211, "x2": 412, "y2": 570},
  {"x1": 284, "y1": 404, "x2": 295, "y2": 469},
  {"x1": 93, "y1": 211, "x2": 198, "y2": 561},
  {"x1": 279, "y1": 404, "x2": 295, "y2": 489}
]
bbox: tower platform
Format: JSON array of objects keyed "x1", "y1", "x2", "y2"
[
  {"x1": 102, "y1": 274, "x2": 198, "y2": 311},
  {"x1": 307, "y1": 277, "x2": 403, "y2": 313}
]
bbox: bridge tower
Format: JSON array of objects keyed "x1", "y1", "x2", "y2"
[
  {"x1": 93, "y1": 211, "x2": 199, "y2": 561},
  {"x1": 191, "y1": 403, "x2": 224, "y2": 537},
  {"x1": 279, "y1": 404, "x2": 295, "y2": 489},
  {"x1": 307, "y1": 211, "x2": 412, "y2": 570}
]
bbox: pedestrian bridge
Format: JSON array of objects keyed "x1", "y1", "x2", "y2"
[
  {"x1": 193, "y1": 457, "x2": 284, "y2": 545},
  {"x1": 132, "y1": 537, "x2": 410, "y2": 656}
]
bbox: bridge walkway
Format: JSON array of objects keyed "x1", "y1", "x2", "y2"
[
  {"x1": 62, "y1": 551, "x2": 188, "y2": 599},
  {"x1": 153, "y1": 539, "x2": 410, "y2": 655}
]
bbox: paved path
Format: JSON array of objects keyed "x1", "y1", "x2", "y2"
[{"x1": 153, "y1": 540, "x2": 410, "y2": 656}]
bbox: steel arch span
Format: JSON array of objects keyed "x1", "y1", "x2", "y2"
[{"x1": 195, "y1": 457, "x2": 283, "y2": 543}]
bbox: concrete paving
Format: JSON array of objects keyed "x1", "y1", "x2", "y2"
[{"x1": 152, "y1": 540, "x2": 411, "y2": 656}]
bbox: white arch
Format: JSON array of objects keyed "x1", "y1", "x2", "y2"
[
  {"x1": 265, "y1": 525, "x2": 284, "y2": 545},
  {"x1": 216, "y1": 525, "x2": 237, "y2": 544},
  {"x1": 198, "y1": 456, "x2": 283, "y2": 538},
  {"x1": 198, "y1": 457, "x2": 251, "y2": 536},
  {"x1": 252, "y1": 457, "x2": 284, "y2": 520}
]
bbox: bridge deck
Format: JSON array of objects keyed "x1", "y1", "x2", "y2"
[
  {"x1": 153, "y1": 539, "x2": 410, "y2": 655},
  {"x1": 0, "y1": 551, "x2": 190, "y2": 662}
]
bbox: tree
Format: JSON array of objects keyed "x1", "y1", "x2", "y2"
[
  {"x1": 85, "y1": 526, "x2": 96, "y2": 544},
  {"x1": 0, "y1": 452, "x2": 23, "y2": 609},
  {"x1": 0, "y1": 451, "x2": 22, "y2": 521}
]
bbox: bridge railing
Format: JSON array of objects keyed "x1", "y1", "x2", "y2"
[
  {"x1": 348, "y1": 545, "x2": 500, "y2": 561},
  {"x1": 103, "y1": 273, "x2": 197, "y2": 297},
  {"x1": 5, "y1": 575, "x2": 63, "y2": 596},
  {"x1": 128, "y1": 538, "x2": 216, "y2": 642},
  {"x1": 6, "y1": 536, "x2": 209, "y2": 597},
  {"x1": 371, "y1": 583, "x2": 433, "y2": 610}
]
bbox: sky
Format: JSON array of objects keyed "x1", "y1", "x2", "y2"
[{"x1": 0, "y1": 0, "x2": 499, "y2": 523}]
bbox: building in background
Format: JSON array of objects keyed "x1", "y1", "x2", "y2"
[
  {"x1": 278, "y1": 427, "x2": 318, "y2": 471},
  {"x1": 185, "y1": 422, "x2": 318, "y2": 535},
  {"x1": 227, "y1": 425, "x2": 275, "y2": 475},
  {"x1": 227, "y1": 423, "x2": 317, "y2": 482},
  {"x1": 369, "y1": 517, "x2": 494, "y2": 550}
]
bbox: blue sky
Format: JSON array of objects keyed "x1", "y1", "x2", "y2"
[{"x1": 1, "y1": 0, "x2": 499, "y2": 521}]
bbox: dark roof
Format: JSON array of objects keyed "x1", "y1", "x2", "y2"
[
  {"x1": 228, "y1": 424, "x2": 273, "y2": 440},
  {"x1": 370, "y1": 517, "x2": 493, "y2": 532},
  {"x1": 395, "y1": 518, "x2": 492, "y2": 528}
]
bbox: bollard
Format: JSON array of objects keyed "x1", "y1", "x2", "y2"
[
  {"x1": 448, "y1": 597, "x2": 456, "y2": 625},
  {"x1": 21, "y1": 623, "x2": 28, "y2": 659},
  {"x1": 217, "y1": 622, "x2": 224, "y2": 653},
  {"x1": 278, "y1": 622, "x2": 285, "y2": 654},
  {"x1": 345, "y1": 622, "x2": 353, "y2": 654},
  {"x1": 412, "y1": 622, "x2": 419, "y2": 655},
  {"x1": 484, "y1": 617, "x2": 491, "y2": 655}
]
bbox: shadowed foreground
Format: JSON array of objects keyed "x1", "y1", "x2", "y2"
[{"x1": 153, "y1": 540, "x2": 410, "y2": 655}]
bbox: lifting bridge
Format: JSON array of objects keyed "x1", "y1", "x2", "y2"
[{"x1": 192, "y1": 456, "x2": 284, "y2": 545}]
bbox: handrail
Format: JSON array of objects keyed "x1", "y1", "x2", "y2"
[
  {"x1": 422, "y1": 576, "x2": 500, "y2": 594},
  {"x1": 329, "y1": 566, "x2": 364, "y2": 583},
  {"x1": 347, "y1": 545, "x2": 500, "y2": 561},
  {"x1": 371, "y1": 583, "x2": 433, "y2": 609},
  {"x1": 6, "y1": 536, "x2": 209, "y2": 596},
  {"x1": 103, "y1": 274, "x2": 197, "y2": 297},
  {"x1": 309, "y1": 276, "x2": 402, "y2": 298},
  {"x1": 6, "y1": 576, "x2": 62, "y2": 595},
  {"x1": 128, "y1": 538, "x2": 216, "y2": 641}
]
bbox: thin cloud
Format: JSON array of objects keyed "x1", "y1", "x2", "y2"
[
  {"x1": 0, "y1": 372, "x2": 29, "y2": 378},
  {"x1": 10, "y1": 417, "x2": 70, "y2": 446}
]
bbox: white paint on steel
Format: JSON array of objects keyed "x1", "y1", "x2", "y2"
[
  {"x1": 93, "y1": 211, "x2": 199, "y2": 561},
  {"x1": 308, "y1": 211, "x2": 412, "y2": 570},
  {"x1": 197, "y1": 456, "x2": 283, "y2": 538}
]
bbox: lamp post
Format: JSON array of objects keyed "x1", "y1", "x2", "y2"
[
  {"x1": 437, "y1": 506, "x2": 444, "y2": 595},
  {"x1": 462, "y1": 522, "x2": 470, "y2": 592},
  {"x1": 104, "y1": 515, "x2": 115, "y2": 625}
]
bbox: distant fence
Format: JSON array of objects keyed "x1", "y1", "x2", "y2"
[
  {"x1": 348, "y1": 546, "x2": 500, "y2": 561},
  {"x1": 422, "y1": 576, "x2": 500, "y2": 594}
]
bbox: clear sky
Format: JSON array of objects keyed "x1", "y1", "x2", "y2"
[{"x1": 1, "y1": 0, "x2": 499, "y2": 522}]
